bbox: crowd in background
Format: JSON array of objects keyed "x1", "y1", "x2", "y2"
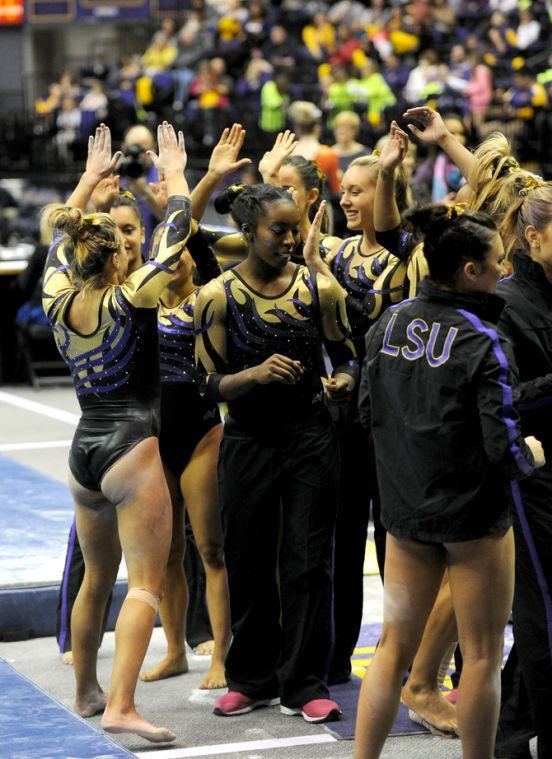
[{"x1": 2, "y1": 0, "x2": 550, "y2": 177}]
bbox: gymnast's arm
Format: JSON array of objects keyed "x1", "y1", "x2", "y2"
[{"x1": 122, "y1": 123, "x2": 193, "y2": 309}]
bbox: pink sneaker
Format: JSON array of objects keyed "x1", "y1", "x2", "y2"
[
  {"x1": 281, "y1": 698, "x2": 342, "y2": 723},
  {"x1": 213, "y1": 691, "x2": 280, "y2": 716},
  {"x1": 445, "y1": 688, "x2": 458, "y2": 705}
]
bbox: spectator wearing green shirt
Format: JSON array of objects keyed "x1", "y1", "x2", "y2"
[
  {"x1": 326, "y1": 66, "x2": 357, "y2": 125},
  {"x1": 260, "y1": 72, "x2": 290, "y2": 135},
  {"x1": 349, "y1": 59, "x2": 396, "y2": 127}
]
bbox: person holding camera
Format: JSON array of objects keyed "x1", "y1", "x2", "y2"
[{"x1": 119, "y1": 124, "x2": 165, "y2": 254}]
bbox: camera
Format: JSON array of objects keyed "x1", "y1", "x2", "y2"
[{"x1": 118, "y1": 144, "x2": 148, "y2": 180}]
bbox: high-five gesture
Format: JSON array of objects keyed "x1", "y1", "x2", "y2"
[
  {"x1": 146, "y1": 121, "x2": 189, "y2": 198},
  {"x1": 91, "y1": 175, "x2": 120, "y2": 212},
  {"x1": 403, "y1": 106, "x2": 475, "y2": 183},
  {"x1": 66, "y1": 124, "x2": 123, "y2": 210},
  {"x1": 259, "y1": 130, "x2": 298, "y2": 183},
  {"x1": 208, "y1": 123, "x2": 252, "y2": 179},
  {"x1": 190, "y1": 124, "x2": 251, "y2": 221},
  {"x1": 379, "y1": 121, "x2": 409, "y2": 173},
  {"x1": 85, "y1": 123, "x2": 123, "y2": 179},
  {"x1": 303, "y1": 200, "x2": 329, "y2": 275},
  {"x1": 147, "y1": 121, "x2": 187, "y2": 175},
  {"x1": 403, "y1": 107, "x2": 449, "y2": 145}
]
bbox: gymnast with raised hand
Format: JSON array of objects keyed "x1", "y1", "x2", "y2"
[{"x1": 42, "y1": 122, "x2": 192, "y2": 743}]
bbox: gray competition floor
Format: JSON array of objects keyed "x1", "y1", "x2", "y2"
[{"x1": 0, "y1": 386, "x2": 532, "y2": 759}]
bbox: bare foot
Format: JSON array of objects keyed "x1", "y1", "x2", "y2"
[
  {"x1": 194, "y1": 640, "x2": 215, "y2": 656},
  {"x1": 402, "y1": 684, "x2": 458, "y2": 737},
  {"x1": 74, "y1": 687, "x2": 107, "y2": 718},
  {"x1": 139, "y1": 652, "x2": 188, "y2": 682},
  {"x1": 102, "y1": 710, "x2": 176, "y2": 744},
  {"x1": 198, "y1": 660, "x2": 226, "y2": 689},
  {"x1": 61, "y1": 651, "x2": 73, "y2": 665}
]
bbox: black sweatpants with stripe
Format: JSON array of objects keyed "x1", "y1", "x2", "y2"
[
  {"x1": 496, "y1": 470, "x2": 552, "y2": 759},
  {"x1": 219, "y1": 411, "x2": 339, "y2": 708}
]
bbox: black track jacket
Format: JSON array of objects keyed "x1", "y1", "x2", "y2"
[
  {"x1": 497, "y1": 252, "x2": 552, "y2": 458},
  {"x1": 358, "y1": 279, "x2": 535, "y2": 542}
]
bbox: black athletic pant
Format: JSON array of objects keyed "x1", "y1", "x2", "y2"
[
  {"x1": 219, "y1": 411, "x2": 339, "y2": 708},
  {"x1": 329, "y1": 409, "x2": 380, "y2": 681},
  {"x1": 56, "y1": 520, "x2": 111, "y2": 653},
  {"x1": 56, "y1": 518, "x2": 212, "y2": 652},
  {"x1": 496, "y1": 470, "x2": 552, "y2": 759}
]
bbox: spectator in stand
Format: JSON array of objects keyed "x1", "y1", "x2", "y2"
[
  {"x1": 59, "y1": 70, "x2": 81, "y2": 101},
  {"x1": 332, "y1": 110, "x2": 370, "y2": 177},
  {"x1": 189, "y1": 58, "x2": 232, "y2": 146},
  {"x1": 404, "y1": 49, "x2": 441, "y2": 104},
  {"x1": 243, "y1": 0, "x2": 271, "y2": 48},
  {"x1": 350, "y1": 59, "x2": 396, "y2": 128},
  {"x1": 235, "y1": 52, "x2": 273, "y2": 127},
  {"x1": 329, "y1": 24, "x2": 363, "y2": 68},
  {"x1": 328, "y1": 1, "x2": 371, "y2": 27},
  {"x1": 55, "y1": 97, "x2": 82, "y2": 162},
  {"x1": 261, "y1": 25, "x2": 297, "y2": 73},
  {"x1": 79, "y1": 80, "x2": 108, "y2": 122},
  {"x1": 449, "y1": 45, "x2": 472, "y2": 88},
  {"x1": 171, "y1": 23, "x2": 211, "y2": 110},
  {"x1": 259, "y1": 71, "x2": 290, "y2": 139},
  {"x1": 515, "y1": 8, "x2": 541, "y2": 52},
  {"x1": 35, "y1": 83, "x2": 62, "y2": 118},
  {"x1": 141, "y1": 32, "x2": 177, "y2": 77},
  {"x1": 487, "y1": 11, "x2": 517, "y2": 59},
  {"x1": 288, "y1": 100, "x2": 340, "y2": 193},
  {"x1": 466, "y1": 51, "x2": 493, "y2": 135},
  {"x1": 382, "y1": 54, "x2": 410, "y2": 94},
  {"x1": 302, "y1": 11, "x2": 335, "y2": 62},
  {"x1": 325, "y1": 66, "x2": 357, "y2": 124},
  {"x1": 80, "y1": 54, "x2": 113, "y2": 84}
]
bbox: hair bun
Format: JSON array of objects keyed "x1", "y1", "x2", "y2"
[
  {"x1": 45, "y1": 205, "x2": 84, "y2": 239},
  {"x1": 214, "y1": 183, "x2": 247, "y2": 215}
]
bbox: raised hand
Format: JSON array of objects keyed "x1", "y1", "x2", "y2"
[
  {"x1": 147, "y1": 121, "x2": 187, "y2": 176},
  {"x1": 303, "y1": 200, "x2": 330, "y2": 275},
  {"x1": 85, "y1": 124, "x2": 123, "y2": 179},
  {"x1": 91, "y1": 175, "x2": 120, "y2": 212},
  {"x1": 258, "y1": 130, "x2": 297, "y2": 182},
  {"x1": 403, "y1": 106, "x2": 449, "y2": 145},
  {"x1": 148, "y1": 175, "x2": 168, "y2": 211},
  {"x1": 208, "y1": 123, "x2": 252, "y2": 178},
  {"x1": 379, "y1": 121, "x2": 409, "y2": 172}
]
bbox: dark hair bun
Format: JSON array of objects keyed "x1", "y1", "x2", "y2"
[
  {"x1": 214, "y1": 183, "x2": 248, "y2": 215},
  {"x1": 403, "y1": 204, "x2": 450, "y2": 236}
]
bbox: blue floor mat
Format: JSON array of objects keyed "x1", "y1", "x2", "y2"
[
  {"x1": 0, "y1": 453, "x2": 73, "y2": 586},
  {"x1": 0, "y1": 658, "x2": 134, "y2": 758}
]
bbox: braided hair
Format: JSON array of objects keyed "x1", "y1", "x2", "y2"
[{"x1": 46, "y1": 205, "x2": 121, "y2": 290}]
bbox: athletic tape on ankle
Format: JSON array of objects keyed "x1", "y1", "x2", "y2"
[{"x1": 127, "y1": 587, "x2": 160, "y2": 613}]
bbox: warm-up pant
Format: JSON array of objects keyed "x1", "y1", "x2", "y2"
[
  {"x1": 496, "y1": 469, "x2": 552, "y2": 759},
  {"x1": 219, "y1": 412, "x2": 339, "y2": 708},
  {"x1": 56, "y1": 517, "x2": 211, "y2": 652},
  {"x1": 329, "y1": 413, "x2": 381, "y2": 681}
]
